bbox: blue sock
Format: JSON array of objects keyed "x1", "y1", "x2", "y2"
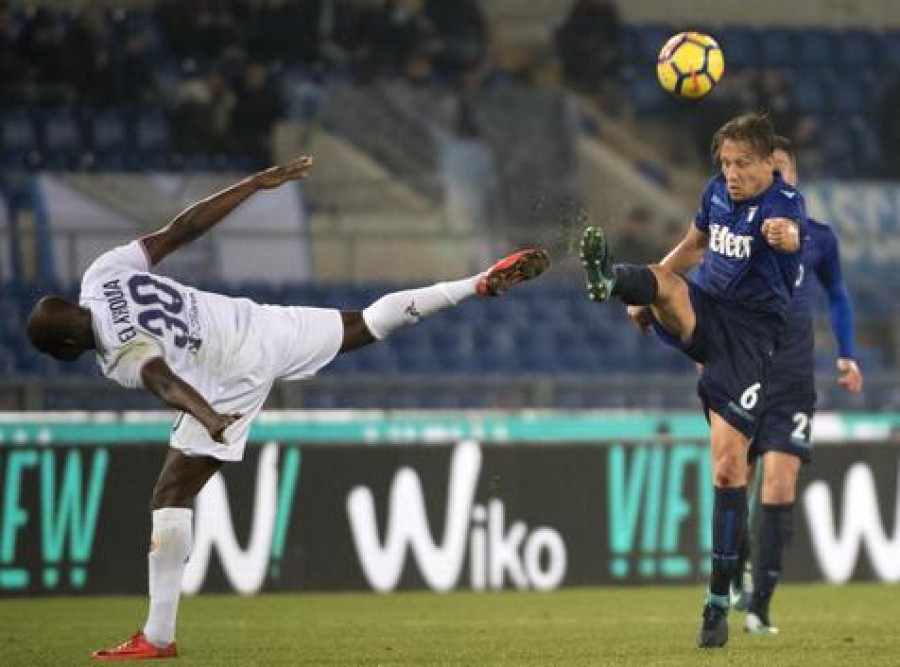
[
  {"x1": 710, "y1": 486, "x2": 748, "y2": 597},
  {"x1": 611, "y1": 264, "x2": 658, "y2": 304},
  {"x1": 751, "y1": 503, "x2": 794, "y2": 620},
  {"x1": 732, "y1": 512, "x2": 751, "y2": 589}
]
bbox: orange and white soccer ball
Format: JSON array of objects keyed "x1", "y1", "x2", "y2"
[{"x1": 656, "y1": 31, "x2": 724, "y2": 99}]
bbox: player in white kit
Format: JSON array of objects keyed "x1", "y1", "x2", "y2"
[{"x1": 26, "y1": 155, "x2": 549, "y2": 660}]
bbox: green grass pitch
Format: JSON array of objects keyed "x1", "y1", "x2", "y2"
[{"x1": 2, "y1": 584, "x2": 898, "y2": 666}]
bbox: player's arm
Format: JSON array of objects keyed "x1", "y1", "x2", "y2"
[
  {"x1": 761, "y1": 217, "x2": 800, "y2": 253},
  {"x1": 815, "y1": 233, "x2": 863, "y2": 393},
  {"x1": 658, "y1": 223, "x2": 709, "y2": 275},
  {"x1": 140, "y1": 155, "x2": 314, "y2": 266},
  {"x1": 140, "y1": 357, "x2": 240, "y2": 443}
]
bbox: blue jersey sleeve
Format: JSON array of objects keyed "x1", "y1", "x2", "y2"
[
  {"x1": 813, "y1": 226, "x2": 856, "y2": 359},
  {"x1": 765, "y1": 187, "x2": 806, "y2": 228},
  {"x1": 693, "y1": 179, "x2": 714, "y2": 232}
]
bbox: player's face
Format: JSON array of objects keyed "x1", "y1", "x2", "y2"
[
  {"x1": 772, "y1": 149, "x2": 798, "y2": 187},
  {"x1": 718, "y1": 139, "x2": 775, "y2": 201}
]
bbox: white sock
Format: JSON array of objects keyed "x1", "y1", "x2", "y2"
[
  {"x1": 143, "y1": 507, "x2": 192, "y2": 648},
  {"x1": 361, "y1": 276, "x2": 481, "y2": 340}
]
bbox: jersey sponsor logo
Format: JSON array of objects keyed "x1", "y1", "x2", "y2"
[
  {"x1": 781, "y1": 189, "x2": 797, "y2": 199},
  {"x1": 709, "y1": 223, "x2": 753, "y2": 259}
]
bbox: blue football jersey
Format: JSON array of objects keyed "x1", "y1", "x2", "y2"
[
  {"x1": 693, "y1": 172, "x2": 806, "y2": 321},
  {"x1": 775, "y1": 216, "x2": 855, "y2": 378},
  {"x1": 789, "y1": 217, "x2": 841, "y2": 322}
]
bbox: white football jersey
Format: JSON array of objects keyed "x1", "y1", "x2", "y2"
[{"x1": 80, "y1": 241, "x2": 342, "y2": 459}]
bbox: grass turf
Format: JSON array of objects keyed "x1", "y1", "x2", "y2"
[{"x1": 2, "y1": 584, "x2": 898, "y2": 666}]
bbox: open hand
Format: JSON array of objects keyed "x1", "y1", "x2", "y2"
[
  {"x1": 254, "y1": 155, "x2": 314, "y2": 189},
  {"x1": 836, "y1": 357, "x2": 863, "y2": 393}
]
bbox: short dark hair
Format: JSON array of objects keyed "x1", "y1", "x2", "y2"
[
  {"x1": 711, "y1": 112, "x2": 776, "y2": 163},
  {"x1": 773, "y1": 134, "x2": 796, "y2": 161}
]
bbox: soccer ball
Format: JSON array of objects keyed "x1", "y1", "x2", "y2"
[{"x1": 656, "y1": 32, "x2": 724, "y2": 99}]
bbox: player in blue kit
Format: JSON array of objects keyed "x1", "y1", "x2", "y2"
[
  {"x1": 733, "y1": 136, "x2": 864, "y2": 635},
  {"x1": 579, "y1": 112, "x2": 805, "y2": 649}
]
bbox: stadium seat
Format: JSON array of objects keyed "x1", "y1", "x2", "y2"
[
  {"x1": 1, "y1": 110, "x2": 39, "y2": 156},
  {"x1": 760, "y1": 29, "x2": 797, "y2": 68},
  {"x1": 717, "y1": 27, "x2": 757, "y2": 69},
  {"x1": 882, "y1": 31, "x2": 900, "y2": 69},
  {"x1": 831, "y1": 79, "x2": 871, "y2": 115},
  {"x1": 792, "y1": 77, "x2": 830, "y2": 115},
  {"x1": 837, "y1": 30, "x2": 880, "y2": 72},
  {"x1": 134, "y1": 108, "x2": 172, "y2": 161},
  {"x1": 38, "y1": 109, "x2": 83, "y2": 168},
  {"x1": 627, "y1": 77, "x2": 669, "y2": 115},
  {"x1": 797, "y1": 30, "x2": 839, "y2": 70}
]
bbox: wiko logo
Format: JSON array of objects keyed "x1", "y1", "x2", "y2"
[
  {"x1": 346, "y1": 441, "x2": 567, "y2": 592},
  {"x1": 183, "y1": 442, "x2": 299, "y2": 594},
  {"x1": 804, "y1": 462, "x2": 900, "y2": 583},
  {"x1": 709, "y1": 223, "x2": 752, "y2": 259}
]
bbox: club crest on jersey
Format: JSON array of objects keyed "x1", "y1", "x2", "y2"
[{"x1": 709, "y1": 223, "x2": 752, "y2": 259}]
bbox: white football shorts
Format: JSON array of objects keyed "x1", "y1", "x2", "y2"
[{"x1": 169, "y1": 305, "x2": 343, "y2": 461}]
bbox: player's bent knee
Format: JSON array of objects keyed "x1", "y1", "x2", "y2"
[
  {"x1": 648, "y1": 264, "x2": 687, "y2": 300},
  {"x1": 762, "y1": 474, "x2": 798, "y2": 504},
  {"x1": 712, "y1": 450, "x2": 747, "y2": 487}
]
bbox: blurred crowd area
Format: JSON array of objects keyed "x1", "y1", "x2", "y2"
[
  {"x1": 0, "y1": 0, "x2": 497, "y2": 167},
  {"x1": 2, "y1": 0, "x2": 900, "y2": 177},
  {"x1": 1, "y1": 0, "x2": 899, "y2": 409}
]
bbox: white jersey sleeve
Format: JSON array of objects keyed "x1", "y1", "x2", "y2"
[{"x1": 83, "y1": 240, "x2": 152, "y2": 279}]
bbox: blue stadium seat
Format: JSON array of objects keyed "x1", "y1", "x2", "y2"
[
  {"x1": 635, "y1": 24, "x2": 676, "y2": 63},
  {"x1": 1, "y1": 110, "x2": 39, "y2": 159},
  {"x1": 628, "y1": 77, "x2": 669, "y2": 115},
  {"x1": 792, "y1": 77, "x2": 830, "y2": 115},
  {"x1": 717, "y1": 27, "x2": 757, "y2": 69},
  {"x1": 39, "y1": 109, "x2": 84, "y2": 168},
  {"x1": 90, "y1": 108, "x2": 130, "y2": 156},
  {"x1": 831, "y1": 79, "x2": 872, "y2": 115},
  {"x1": 882, "y1": 31, "x2": 900, "y2": 69},
  {"x1": 797, "y1": 30, "x2": 839, "y2": 70},
  {"x1": 837, "y1": 30, "x2": 880, "y2": 72},
  {"x1": 760, "y1": 29, "x2": 797, "y2": 68},
  {"x1": 134, "y1": 108, "x2": 172, "y2": 160}
]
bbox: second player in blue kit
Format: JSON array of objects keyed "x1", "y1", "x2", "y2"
[{"x1": 734, "y1": 136, "x2": 864, "y2": 635}]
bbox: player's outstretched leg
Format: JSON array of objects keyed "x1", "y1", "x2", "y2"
[
  {"x1": 91, "y1": 632, "x2": 177, "y2": 661},
  {"x1": 579, "y1": 226, "x2": 616, "y2": 302},
  {"x1": 357, "y1": 247, "x2": 549, "y2": 345},
  {"x1": 696, "y1": 594, "x2": 729, "y2": 648},
  {"x1": 476, "y1": 248, "x2": 550, "y2": 296}
]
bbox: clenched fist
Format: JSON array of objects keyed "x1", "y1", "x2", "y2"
[{"x1": 761, "y1": 217, "x2": 800, "y2": 253}]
